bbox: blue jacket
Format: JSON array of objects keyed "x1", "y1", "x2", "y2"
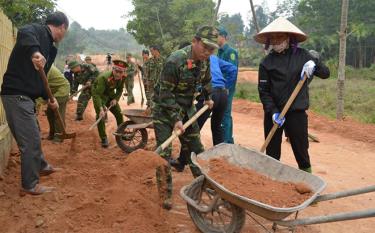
[{"x1": 209, "y1": 55, "x2": 237, "y2": 89}]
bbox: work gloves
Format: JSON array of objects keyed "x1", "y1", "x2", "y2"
[
  {"x1": 300, "y1": 60, "x2": 316, "y2": 80},
  {"x1": 272, "y1": 113, "x2": 285, "y2": 128}
]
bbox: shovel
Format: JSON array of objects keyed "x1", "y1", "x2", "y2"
[
  {"x1": 155, "y1": 104, "x2": 209, "y2": 154},
  {"x1": 136, "y1": 66, "x2": 145, "y2": 107},
  {"x1": 38, "y1": 68, "x2": 76, "y2": 141},
  {"x1": 69, "y1": 83, "x2": 90, "y2": 101},
  {"x1": 88, "y1": 104, "x2": 114, "y2": 131},
  {"x1": 260, "y1": 73, "x2": 308, "y2": 153}
]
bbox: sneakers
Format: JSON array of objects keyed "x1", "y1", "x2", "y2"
[
  {"x1": 75, "y1": 114, "x2": 83, "y2": 121},
  {"x1": 101, "y1": 137, "x2": 109, "y2": 148},
  {"x1": 20, "y1": 184, "x2": 55, "y2": 196}
]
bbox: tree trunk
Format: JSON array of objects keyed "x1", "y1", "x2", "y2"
[
  {"x1": 336, "y1": 0, "x2": 349, "y2": 120},
  {"x1": 358, "y1": 40, "x2": 363, "y2": 68}
]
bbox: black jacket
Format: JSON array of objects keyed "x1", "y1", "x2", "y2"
[
  {"x1": 258, "y1": 47, "x2": 330, "y2": 114},
  {"x1": 1, "y1": 24, "x2": 57, "y2": 100}
]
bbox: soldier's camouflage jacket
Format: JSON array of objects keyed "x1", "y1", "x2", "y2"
[
  {"x1": 75, "y1": 63, "x2": 99, "y2": 85},
  {"x1": 147, "y1": 56, "x2": 165, "y2": 89},
  {"x1": 153, "y1": 45, "x2": 212, "y2": 123}
]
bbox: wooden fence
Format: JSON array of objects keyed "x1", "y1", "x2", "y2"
[{"x1": 0, "y1": 9, "x2": 16, "y2": 175}]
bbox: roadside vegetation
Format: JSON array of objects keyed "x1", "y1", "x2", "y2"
[{"x1": 235, "y1": 64, "x2": 375, "y2": 124}]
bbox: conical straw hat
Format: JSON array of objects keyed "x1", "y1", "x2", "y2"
[{"x1": 254, "y1": 17, "x2": 307, "y2": 44}]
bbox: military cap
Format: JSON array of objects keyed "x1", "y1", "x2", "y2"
[
  {"x1": 195, "y1": 25, "x2": 219, "y2": 49},
  {"x1": 112, "y1": 59, "x2": 128, "y2": 71},
  {"x1": 84, "y1": 56, "x2": 92, "y2": 61},
  {"x1": 68, "y1": 60, "x2": 80, "y2": 69},
  {"x1": 217, "y1": 26, "x2": 228, "y2": 37}
]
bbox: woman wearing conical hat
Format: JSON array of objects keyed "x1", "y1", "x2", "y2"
[{"x1": 255, "y1": 17, "x2": 330, "y2": 173}]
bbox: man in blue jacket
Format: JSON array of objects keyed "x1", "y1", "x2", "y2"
[{"x1": 1, "y1": 11, "x2": 69, "y2": 195}]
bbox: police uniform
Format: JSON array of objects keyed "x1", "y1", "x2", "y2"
[{"x1": 91, "y1": 60, "x2": 127, "y2": 147}]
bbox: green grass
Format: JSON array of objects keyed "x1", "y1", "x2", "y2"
[{"x1": 234, "y1": 76, "x2": 375, "y2": 124}]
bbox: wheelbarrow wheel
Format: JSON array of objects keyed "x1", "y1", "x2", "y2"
[
  {"x1": 115, "y1": 120, "x2": 148, "y2": 153},
  {"x1": 186, "y1": 177, "x2": 245, "y2": 233}
]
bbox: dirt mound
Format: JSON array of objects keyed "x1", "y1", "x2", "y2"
[{"x1": 0, "y1": 102, "x2": 173, "y2": 233}]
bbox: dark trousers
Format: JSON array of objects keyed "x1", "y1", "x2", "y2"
[
  {"x1": 1, "y1": 95, "x2": 49, "y2": 189},
  {"x1": 196, "y1": 88, "x2": 228, "y2": 145},
  {"x1": 264, "y1": 110, "x2": 311, "y2": 169}
]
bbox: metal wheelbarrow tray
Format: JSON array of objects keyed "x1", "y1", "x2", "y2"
[
  {"x1": 181, "y1": 144, "x2": 375, "y2": 232},
  {"x1": 114, "y1": 109, "x2": 153, "y2": 153},
  {"x1": 191, "y1": 143, "x2": 326, "y2": 221}
]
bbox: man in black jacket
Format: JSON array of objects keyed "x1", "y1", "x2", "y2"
[
  {"x1": 254, "y1": 17, "x2": 330, "y2": 173},
  {"x1": 1, "y1": 11, "x2": 69, "y2": 195}
]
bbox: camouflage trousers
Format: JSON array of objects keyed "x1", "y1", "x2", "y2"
[
  {"x1": 76, "y1": 89, "x2": 91, "y2": 117},
  {"x1": 153, "y1": 107, "x2": 204, "y2": 199},
  {"x1": 124, "y1": 76, "x2": 134, "y2": 105},
  {"x1": 46, "y1": 95, "x2": 69, "y2": 137},
  {"x1": 145, "y1": 79, "x2": 155, "y2": 108},
  {"x1": 93, "y1": 101, "x2": 123, "y2": 140}
]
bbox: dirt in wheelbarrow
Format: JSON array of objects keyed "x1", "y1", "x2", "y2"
[{"x1": 206, "y1": 158, "x2": 313, "y2": 208}]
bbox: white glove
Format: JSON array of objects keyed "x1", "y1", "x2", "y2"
[{"x1": 300, "y1": 60, "x2": 316, "y2": 79}]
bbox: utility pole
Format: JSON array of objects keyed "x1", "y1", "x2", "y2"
[
  {"x1": 212, "y1": 0, "x2": 222, "y2": 25},
  {"x1": 336, "y1": 0, "x2": 349, "y2": 120}
]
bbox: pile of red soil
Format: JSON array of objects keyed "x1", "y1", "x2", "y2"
[
  {"x1": 0, "y1": 102, "x2": 173, "y2": 233},
  {"x1": 207, "y1": 158, "x2": 313, "y2": 208}
]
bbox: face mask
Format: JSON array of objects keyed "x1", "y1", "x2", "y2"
[{"x1": 272, "y1": 39, "x2": 289, "y2": 53}]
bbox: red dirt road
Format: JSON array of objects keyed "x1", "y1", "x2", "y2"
[{"x1": 0, "y1": 72, "x2": 374, "y2": 232}]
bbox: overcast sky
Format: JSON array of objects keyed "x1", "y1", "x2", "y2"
[{"x1": 56, "y1": 0, "x2": 276, "y2": 30}]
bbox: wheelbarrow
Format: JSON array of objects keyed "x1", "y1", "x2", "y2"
[
  {"x1": 180, "y1": 144, "x2": 375, "y2": 233},
  {"x1": 113, "y1": 109, "x2": 153, "y2": 153}
]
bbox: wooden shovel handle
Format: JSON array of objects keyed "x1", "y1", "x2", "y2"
[
  {"x1": 155, "y1": 104, "x2": 209, "y2": 154},
  {"x1": 260, "y1": 74, "x2": 308, "y2": 153}
]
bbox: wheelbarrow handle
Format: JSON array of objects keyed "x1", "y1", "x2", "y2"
[
  {"x1": 275, "y1": 185, "x2": 375, "y2": 227},
  {"x1": 155, "y1": 104, "x2": 209, "y2": 154},
  {"x1": 260, "y1": 73, "x2": 308, "y2": 153}
]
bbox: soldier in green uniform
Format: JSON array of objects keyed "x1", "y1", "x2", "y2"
[
  {"x1": 45, "y1": 65, "x2": 70, "y2": 143},
  {"x1": 68, "y1": 60, "x2": 99, "y2": 120},
  {"x1": 152, "y1": 25, "x2": 218, "y2": 209},
  {"x1": 91, "y1": 60, "x2": 127, "y2": 148},
  {"x1": 147, "y1": 45, "x2": 164, "y2": 109},
  {"x1": 84, "y1": 55, "x2": 96, "y2": 67},
  {"x1": 141, "y1": 50, "x2": 151, "y2": 107},
  {"x1": 124, "y1": 53, "x2": 136, "y2": 105}
]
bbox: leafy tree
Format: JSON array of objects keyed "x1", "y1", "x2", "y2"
[
  {"x1": 0, "y1": 0, "x2": 56, "y2": 27},
  {"x1": 127, "y1": 0, "x2": 216, "y2": 54},
  {"x1": 218, "y1": 13, "x2": 244, "y2": 47}
]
